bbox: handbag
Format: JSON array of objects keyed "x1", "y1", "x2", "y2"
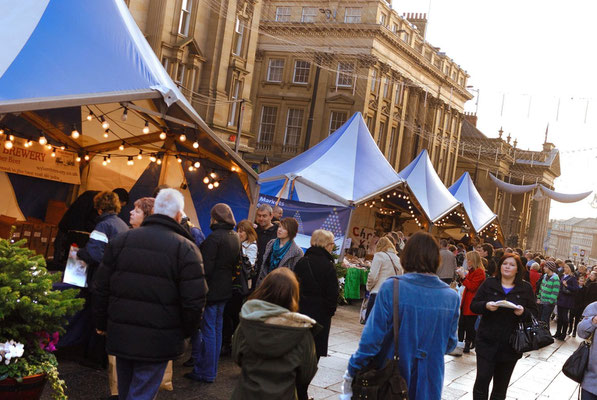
[
  {"x1": 510, "y1": 316, "x2": 554, "y2": 353},
  {"x1": 352, "y1": 278, "x2": 409, "y2": 400},
  {"x1": 562, "y1": 330, "x2": 594, "y2": 383}
]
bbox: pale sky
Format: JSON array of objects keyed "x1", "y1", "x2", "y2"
[{"x1": 393, "y1": 0, "x2": 597, "y2": 221}]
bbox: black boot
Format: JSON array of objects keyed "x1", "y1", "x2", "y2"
[{"x1": 463, "y1": 341, "x2": 471, "y2": 354}]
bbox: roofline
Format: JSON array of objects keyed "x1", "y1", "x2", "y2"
[{"x1": 0, "y1": 90, "x2": 161, "y2": 113}]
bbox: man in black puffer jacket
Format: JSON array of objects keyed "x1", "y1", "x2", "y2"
[
  {"x1": 93, "y1": 188, "x2": 207, "y2": 400},
  {"x1": 186, "y1": 203, "x2": 241, "y2": 383}
]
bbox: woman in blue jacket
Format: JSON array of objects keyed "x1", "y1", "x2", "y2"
[{"x1": 342, "y1": 232, "x2": 460, "y2": 400}]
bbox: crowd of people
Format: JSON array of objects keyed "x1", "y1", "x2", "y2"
[{"x1": 54, "y1": 188, "x2": 597, "y2": 400}]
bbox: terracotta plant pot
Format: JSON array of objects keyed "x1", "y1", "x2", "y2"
[{"x1": 0, "y1": 373, "x2": 48, "y2": 400}]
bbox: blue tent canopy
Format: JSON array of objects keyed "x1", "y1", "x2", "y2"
[
  {"x1": 449, "y1": 172, "x2": 498, "y2": 233},
  {"x1": 259, "y1": 112, "x2": 404, "y2": 206},
  {"x1": 398, "y1": 150, "x2": 461, "y2": 223}
]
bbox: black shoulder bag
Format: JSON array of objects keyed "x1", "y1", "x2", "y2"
[
  {"x1": 352, "y1": 278, "x2": 409, "y2": 400},
  {"x1": 562, "y1": 329, "x2": 594, "y2": 383}
]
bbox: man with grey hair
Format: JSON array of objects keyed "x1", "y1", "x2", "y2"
[
  {"x1": 93, "y1": 188, "x2": 207, "y2": 399},
  {"x1": 255, "y1": 204, "x2": 278, "y2": 277},
  {"x1": 272, "y1": 205, "x2": 283, "y2": 222}
]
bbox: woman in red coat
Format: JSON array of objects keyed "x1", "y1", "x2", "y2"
[{"x1": 456, "y1": 250, "x2": 486, "y2": 353}]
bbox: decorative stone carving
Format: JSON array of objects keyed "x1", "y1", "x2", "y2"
[
  {"x1": 358, "y1": 54, "x2": 378, "y2": 68},
  {"x1": 369, "y1": 98, "x2": 378, "y2": 109}
]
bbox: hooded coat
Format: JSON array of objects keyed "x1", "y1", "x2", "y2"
[{"x1": 231, "y1": 299, "x2": 318, "y2": 400}]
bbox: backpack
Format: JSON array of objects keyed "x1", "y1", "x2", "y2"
[{"x1": 232, "y1": 252, "x2": 254, "y2": 296}]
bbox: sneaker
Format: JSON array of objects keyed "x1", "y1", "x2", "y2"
[
  {"x1": 463, "y1": 342, "x2": 471, "y2": 354},
  {"x1": 448, "y1": 347, "x2": 463, "y2": 357}
]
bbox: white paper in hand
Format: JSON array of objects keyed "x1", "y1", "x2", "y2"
[
  {"x1": 493, "y1": 300, "x2": 519, "y2": 309},
  {"x1": 63, "y1": 245, "x2": 88, "y2": 287}
]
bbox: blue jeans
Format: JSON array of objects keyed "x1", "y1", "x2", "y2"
[
  {"x1": 540, "y1": 303, "x2": 555, "y2": 329},
  {"x1": 582, "y1": 389, "x2": 597, "y2": 400},
  {"x1": 116, "y1": 357, "x2": 167, "y2": 400},
  {"x1": 190, "y1": 302, "x2": 226, "y2": 382}
]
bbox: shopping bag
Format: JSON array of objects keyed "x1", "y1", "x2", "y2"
[
  {"x1": 510, "y1": 323, "x2": 532, "y2": 353},
  {"x1": 62, "y1": 244, "x2": 88, "y2": 287}
]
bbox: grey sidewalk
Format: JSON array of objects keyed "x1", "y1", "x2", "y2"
[{"x1": 43, "y1": 303, "x2": 585, "y2": 400}]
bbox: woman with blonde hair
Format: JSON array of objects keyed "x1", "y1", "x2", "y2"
[
  {"x1": 456, "y1": 250, "x2": 486, "y2": 353},
  {"x1": 365, "y1": 236, "x2": 402, "y2": 321},
  {"x1": 231, "y1": 267, "x2": 318, "y2": 400}
]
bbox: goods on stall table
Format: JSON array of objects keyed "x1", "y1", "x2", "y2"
[{"x1": 342, "y1": 254, "x2": 371, "y2": 300}]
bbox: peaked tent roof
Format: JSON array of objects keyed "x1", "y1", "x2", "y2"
[
  {"x1": 0, "y1": 0, "x2": 257, "y2": 181},
  {"x1": 398, "y1": 149, "x2": 461, "y2": 223},
  {"x1": 259, "y1": 112, "x2": 404, "y2": 206},
  {"x1": 449, "y1": 172, "x2": 497, "y2": 233}
]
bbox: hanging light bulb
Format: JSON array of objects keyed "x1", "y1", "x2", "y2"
[
  {"x1": 104, "y1": 129, "x2": 109, "y2": 138},
  {"x1": 86, "y1": 111, "x2": 94, "y2": 121},
  {"x1": 24, "y1": 140, "x2": 30, "y2": 148},
  {"x1": 84, "y1": 153, "x2": 90, "y2": 161},
  {"x1": 46, "y1": 144, "x2": 52, "y2": 150},
  {"x1": 102, "y1": 156, "x2": 108, "y2": 166},
  {"x1": 176, "y1": 155, "x2": 182, "y2": 163},
  {"x1": 137, "y1": 149, "x2": 143, "y2": 160},
  {"x1": 213, "y1": 181, "x2": 220, "y2": 188},
  {"x1": 231, "y1": 166, "x2": 237, "y2": 172},
  {"x1": 107, "y1": 154, "x2": 111, "y2": 163},
  {"x1": 76, "y1": 155, "x2": 81, "y2": 163},
  {"x1": 60, "y1": 145, "x2": 65, "y2": 150},
  {"x1": 143, "y1": 121, "x2": 149, "y2": 134},
  {"x1": 193, "y1": 161, "x2": 200, "y2": 169},
  {"x1": 71, "y1": 125, "x2": 80, "y2": 139},
  {"x1": 119, "y1": 141, "x2": 125, "y2": 151},
  {"x1": 208, "y1": 183, "x2": 214, "y2": 190},
  {"x1": 179, "y1": 134, "x2": 187, "y2": 142},
  {"x1": 100, "y1": 116, "x2": 109, "y2": 130},
  {"x1": 51, "y1": 148, "x2": 56, "y2": 157},
  {"x1": 149, "y1": 154, "x2": 156, "y2": 162},
  {"x1": 209, "y1": 171, "x2": 217, "y2": 179},
  {"x1": 121, "y1": 108, "x2": 128, "y2": 121},
  {"x1": 127, "y1": 156, "x2": 134, "y2": 166},
  {"x1": 203, "y1": 176, "x2": 210, "y2": 184},
  {"x1": 188, "y1": 166, "x2": 194, "y2": 172},
  {"x1": 156, "y1": 157, "x2": 162, "y2": 165},
  {"x1": 0, "y1": 128, "x2": 4, "y2": 135},
  {"x1": 192, "y1": 141, "x2": 199, "y2": 149},
  {"x1": 159, "y1": 131, "x2": 167, "y2": 140},
  {"x1": 4, "y1": 140, "x2": 13, "y2": 149},
  {"x1": 39, "y1": 134, "x2": 47, "y2": 145}
]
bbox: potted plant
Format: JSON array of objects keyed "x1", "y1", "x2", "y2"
[{"x1": 0, "y1": 237, "x2": 85, "y2": 399}]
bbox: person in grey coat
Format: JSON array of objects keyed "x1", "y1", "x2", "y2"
[
  {"x1": 578, "y1": 301, "x2": 597, "y2": 399},
  {"x1": 256, "y1": 217, "x2": 303, "y2": 287}
]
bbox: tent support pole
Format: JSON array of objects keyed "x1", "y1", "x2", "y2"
[
  {"x1": 339, "y1": 207, "x2": 356, "y2": 262},
  {"x1": 275, "y1": 178, "x2": 289, "y2": 207}
]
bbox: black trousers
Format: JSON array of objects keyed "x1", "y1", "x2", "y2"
[
  {"x1": 458, "y1": 314, "x2": 477, "y2": 343},
  {"x1": 364, "y1": 293, "x2": 377, "y2": 322},
  {"x1": 473, "y1": 356, "x2": 518, "y2": 400},
  {"x1": 556, "y1": 306, "x2": 571, "y2": 336},
  {"x1": 569, "y1": 308, "x2": 583, "y2": 334},
  {"x1": 221, "y1": 292, "x2": 244, "y2": 349},
  {"x1": 296, "y1": 356, "x2": 320, "y2": 400}
]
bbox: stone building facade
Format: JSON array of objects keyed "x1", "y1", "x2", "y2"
[
  {"x1": 247, "y1": 0, "x2": 473, "y2": 183},
  {"x1": 455, "y1": 117, "x2": 560, "y2": 252},
  {"x1": 126, "y1": 0, "x2": 261, "y2": 149},
  {"x1": 547, "y1": 218, "x2": 597, "y2": 264}
]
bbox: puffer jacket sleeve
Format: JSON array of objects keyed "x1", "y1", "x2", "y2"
[
  {"x1": 92, "y1": 233, "x2": 125, "y2": 331},
  {"x1": 178, "y1": 242, "x2": 208, "y2": 337},
  {"x1": 199, "y1": 232, "x2": 218, "y2": 279},
  {"x1": 296, "y1": 332, "x2": 318, "y2": 387},
  {"x1": 78, "y1": 219, "x2": 111, "y2": 265}
]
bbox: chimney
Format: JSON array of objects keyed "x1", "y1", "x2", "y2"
[
  {"x1": 402, "y1": 12, "x2": 427, "y2": 37},
  {"x1": 543, "y1": 142, "x2": 555, "y2": 152},
  {"x1": 464, "y1": 112, "x2": 477, "y2": 127}
]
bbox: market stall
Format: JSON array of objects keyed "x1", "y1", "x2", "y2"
[{"x1": 0, "y1": 0, "x2": 259, "y2": 257}]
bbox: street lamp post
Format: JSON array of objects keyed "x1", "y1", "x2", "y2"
[{"x1": 466, "y1": 86, "x2": 480, "y2": 114}]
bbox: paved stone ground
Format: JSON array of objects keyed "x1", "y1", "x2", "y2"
[{"x1": 42, "y1": 303, "x2": 584, "y2": 400}]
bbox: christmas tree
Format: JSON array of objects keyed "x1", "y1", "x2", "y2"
[
  {"x1": 293, "y1": 210, "x2": 305, "y2": 234},
  {"x1": 321, "y1": 208, "x2": 344, "y2": 237},
  {"x1": 0, "y1": 237, "x2": 84, "y2": 399}
]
